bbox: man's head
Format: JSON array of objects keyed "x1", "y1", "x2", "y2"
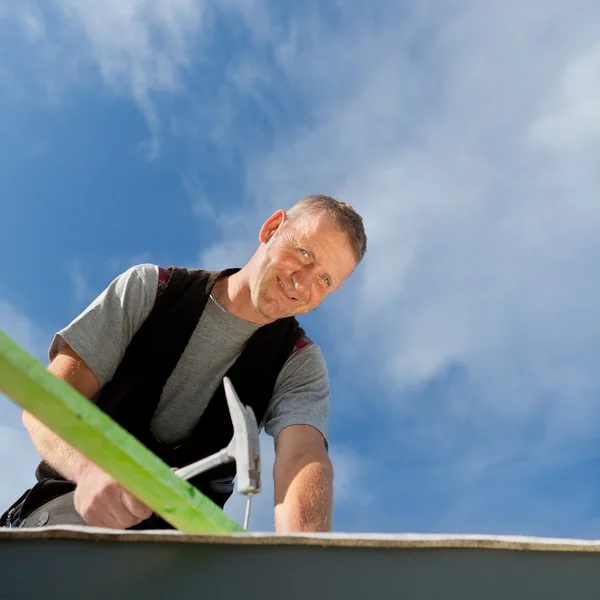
[{"x1": 248, "y1": 194, "x2": 367, "y2": 322}]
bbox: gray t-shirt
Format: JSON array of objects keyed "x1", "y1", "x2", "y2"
[{"x1": 49, "y1": 264, "x2": 330, "y2": 445}]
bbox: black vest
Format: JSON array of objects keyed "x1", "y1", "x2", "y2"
[{"x1": 33, "y1": 266, "x2": 304, "y2": 527}]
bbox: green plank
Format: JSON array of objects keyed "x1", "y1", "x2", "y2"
[{"x1": 0, "y1": 330, "x2": 243, "y2": 533}]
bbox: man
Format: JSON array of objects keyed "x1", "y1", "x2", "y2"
[{"x1": 2, "y1": 194, "x2": 367, "y2": 532}]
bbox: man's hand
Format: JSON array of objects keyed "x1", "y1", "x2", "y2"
[
  {"x1": 74, "y1": 463, "x2": 152, "y2": 529},
  {"x1": 273, "y1": 425, "x2": 333, "y2": 532},
  {"x1": 22, "y1": 342, "x2": 152, "y2": 529}
]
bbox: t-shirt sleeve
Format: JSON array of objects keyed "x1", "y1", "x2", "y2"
[
  {"x1": 262, "y1": 341, "x2": 330, "y2": 446},
  {"x1": 48, "y1": 263, "x2": 159, "y2": 387}
]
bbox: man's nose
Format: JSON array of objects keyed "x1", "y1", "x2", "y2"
[{"x1": 292, "y1": 270, "x2": 311, "y2": 301}]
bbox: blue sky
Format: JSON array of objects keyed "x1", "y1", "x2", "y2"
[{"x1": 2, "y1": 0, "x2": 600, "y2": 537}]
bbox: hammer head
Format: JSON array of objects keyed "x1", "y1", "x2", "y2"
[{"x1": 223, "y1": 377, "x2": 261, "y2": 496}]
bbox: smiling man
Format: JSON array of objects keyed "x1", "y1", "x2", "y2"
[{"x1": 2, "y1": 195, "x2": 367, "y2": 532}]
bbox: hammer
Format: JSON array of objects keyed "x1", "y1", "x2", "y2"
[{"x1": 174, "y1": 377, "x2": 261, "y2": 529}]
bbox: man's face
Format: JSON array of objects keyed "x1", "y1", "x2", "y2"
[{"x1": 250, "y1": 210, "x2": 357, "y2": 321}]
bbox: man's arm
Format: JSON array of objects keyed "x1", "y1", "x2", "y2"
[
  {"x1": 21, "y1": 343, "x2": 151, "y2": 529},
  {"x1": 273, "y1": 424, "x2": 334, "y2": 532},
  {"x1": 22, "y1": 343, "x2": 101, "y2": 482}
]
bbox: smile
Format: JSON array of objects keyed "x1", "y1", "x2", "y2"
[{"x1": 277, "y1": 277, "x2": 297, "y2": 301}]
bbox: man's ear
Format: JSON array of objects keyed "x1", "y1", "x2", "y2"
[{"x1": 259, "y1": 209, "x2": 287, "y2": 244}]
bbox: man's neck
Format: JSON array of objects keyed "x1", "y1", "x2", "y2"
[{"x1": 211, "y1": 269, "x2": 271, "y2": 325}]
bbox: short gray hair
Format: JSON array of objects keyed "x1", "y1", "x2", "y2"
[{"x1": 286, "y1": 194, "x2": 367, "y2": 264}]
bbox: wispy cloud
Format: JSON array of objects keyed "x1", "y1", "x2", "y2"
[
  {"x1": 0, "y1": 299, "x2": 47, "y2": 362},
  {"x1": 1, "y1": 0, "x2": 213, "y2": 156},
  {"x1": 56, "y1": 0, "x2": 209, "y2": 157},
  {"x1": 11, "y1": 3, "x2": 45, "y2": 42},
  {"x1": 531, "y1": 42, "x2": 600, "y2": 150},
  {"x1": 329, "y1": 445, "x2": 375, "y2": 521},
  {"x1": 194, "y1": 0, "x2": 600, "y2": 523},
  {"x1": 68, "y1": 258, "x2": 94, "y2": 307},
  {"x1": 183, "y1": 170, "x2": 218, "y2": 221},
  {"x1": 3, "y1": 0, "x2": 600, "y2": 536}
]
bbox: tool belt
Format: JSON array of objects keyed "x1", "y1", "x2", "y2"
[
  {"x1": 1, "y1": 479, "x2": 76, "y2": 528},
  {"x1": 1, "y1": 473, "x2": 235, "y2": 529}
]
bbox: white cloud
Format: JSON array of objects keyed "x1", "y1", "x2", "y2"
[
  {"x1": 1, "y1": 0, "x2": 214, "y2": 156},
  {"x1": 55, "y1": 0, "x2": 209, "y2": 157},
  {"x1": 16, "y1": 3, "x2": 45, "y2": 42},
  {"x1": 0, "y1": 299, "x2": 47, "y2": 362},
  {"x1": 68, "y1": 258, "x2": 93, "y2": 307},
  {"x1": 0, "y1": 3, "x2": 44, "y2": 41},
  {"x1": 4, "y1": 0, "x2": 600, "y2": 534},
  {"x1": 199, "y1": 238, "x2": 257, "y2": 272},
  {"x1": 193, "y1": 1, "x2": 600, "y2": 457},
  {"x1": 198, "y1": 209, "x2": 264, "y2": 270},
  {"x1": 530, "y1": 42, "x2": 600, "y2": 150},
  {"x1": 329, "y1": 445, "x2": 374, "y2": 511},
  {"x1": 183, "y1": 171, "x2": 218, "y2": 221}
]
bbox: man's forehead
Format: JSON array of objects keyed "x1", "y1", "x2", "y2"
[
  {"x1": 289, "y1": 215, "x2": 336, "y2": 248},
  {"x1": 289, "y1": 210, "x2": 335, "y2": 238}
]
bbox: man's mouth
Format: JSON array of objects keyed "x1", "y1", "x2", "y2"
[{"x1": 277, "y1": 277, "x2": 297, "y2": 301}]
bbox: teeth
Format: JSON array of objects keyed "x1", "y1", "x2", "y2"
[{"x1": 278, "y1": 278, "x2": 295, "y2": 300}]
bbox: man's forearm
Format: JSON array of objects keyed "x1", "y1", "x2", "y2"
[
  {"x1": 274, "y1": 456, "x2": 334, "y2": 532},
  {"x1": 20, "y1": 344, "x2": 101, "y2": 483},
  {"x1": 22, "y1": 411, "x2": 91, "y2": 483}
]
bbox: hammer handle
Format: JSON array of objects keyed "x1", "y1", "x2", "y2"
[{"x1": 174, "y1": 448, "x2": 232, "y2": 481}]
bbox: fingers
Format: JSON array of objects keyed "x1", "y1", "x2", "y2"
[
  {"x1": 120, "y1": 490, "x2": 152, "y2": 521},
  {"x1": 101, "y1": 490, "x2": 146, "y2": 529},
  {"x1": 77, "y1": 488, "x2": 149, "y2": 529},
  {"x1": 73, "y1": 466, "x2": 152, "y2": 529},
  {"x1": 73, "y1": 487, "x2": 114, "y2": 528}
]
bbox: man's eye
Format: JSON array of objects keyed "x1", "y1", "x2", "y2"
[
  {"x1": 322, "y1": 275, "x2": 330, "y2": 286},
  {"x1": 299, "y1": 249, "x2": 309, "y2": 258}
]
